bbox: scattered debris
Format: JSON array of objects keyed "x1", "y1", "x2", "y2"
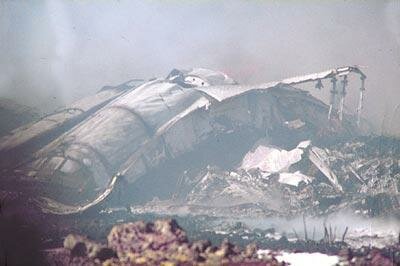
[
  {"x1": 309, "y1": 146, "x2": 343, "y2": 193},
  {"x1": 129, "y1": 136, "x2": 400, "y2": 218}
]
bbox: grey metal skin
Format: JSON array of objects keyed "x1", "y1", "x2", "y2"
[
  {"x1": 1, "y1": 67, "x2": 364, "y2": 212},
  {"x1": 0, "y1": 79, "x2": 144, "y2": 169}
]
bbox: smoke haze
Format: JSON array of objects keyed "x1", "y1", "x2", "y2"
[{"x1": 0, "y1": 0, "x2": 399, "y2": 132}]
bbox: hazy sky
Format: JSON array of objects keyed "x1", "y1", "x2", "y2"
[{"x1": 0, "y1": 0, "x2": 399, "y2": 132}]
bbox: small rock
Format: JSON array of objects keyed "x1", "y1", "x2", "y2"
[
  {"x1": 191, "y1": 240, "x2": 211, "y2": 253},
  {"x1": 70, "y1": 242, "x2": 87, "y2": 258},
  {"x1": 64, "y1": 234, "x2": 105, "y2": 259},
  {"x1": 244, "y1": 243, "x2": 258, "y2": 258},
  {"x1": 96, "y1": 247, "x2": 117, "y2": 262}
]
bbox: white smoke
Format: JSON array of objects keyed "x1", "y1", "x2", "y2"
[{"x1": 0, "y1": 0, "x2": 399, "y2": 133}]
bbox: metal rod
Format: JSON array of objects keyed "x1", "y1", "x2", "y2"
[
  {"x1": 357, "y1": 76, "x2": 366, "y2": 127},
  {"x1": 328, "y1": 77, "x2": 337, "y2": 120},
  {"x1": 338, "y1": 75, "x2": 348, "y2": 121}
]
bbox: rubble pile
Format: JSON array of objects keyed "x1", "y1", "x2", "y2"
[
  {"x1": 131, "y1": 136, "x2": 400, "y2": 218},
  {"x1": 337, "y1": 246, "x2": 400, "y2": 266},
  {"x1": 44, "y1": 218, "x2": 400, "y2": 266},
  {"x1": 321, "y1": 137, "x2": 400, "y2": 214},
  {"x1": 46, "y1": 219, "x2": 282, "y2": 265}
]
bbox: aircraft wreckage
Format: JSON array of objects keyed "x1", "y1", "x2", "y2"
[{"x1": 2, "y1": 65, "x2": 398, "y2": 217}]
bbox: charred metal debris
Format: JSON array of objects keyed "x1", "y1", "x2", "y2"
[{"x1": 1, "y1": 65, "x2": 398, "y2": 218}]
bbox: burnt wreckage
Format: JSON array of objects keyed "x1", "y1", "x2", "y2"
[{"x1": 0, "y1": 66, "x2": 398, "y2": 216}]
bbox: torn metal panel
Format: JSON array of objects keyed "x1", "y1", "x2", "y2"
[
  {"x1": 280, "y1": 69, "x2": 334, "y2": 84},
  {"x1": 240, "y1": 140, "x2": 310, "y2": 173},
  {"x1": 278, "y1": 171, "x2": 312, "y2": 187},
  {"x1": 194, "y1": 82, "x2": 279, "y2": 102},
  {"x1": 195, "y1": 66, "x2": 366, "y2": 103},
  {"x1": 309, "y1": 146, "x2": 344, "y2": 193}
]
